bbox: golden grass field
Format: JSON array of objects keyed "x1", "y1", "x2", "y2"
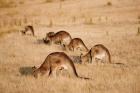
[{"x1": 0, "y1": 0, "x2": 140, "y2": 93}]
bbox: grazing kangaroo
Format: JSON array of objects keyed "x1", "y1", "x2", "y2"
[
  {"x1": 21, "y1": 25, "x2": 35, "y2": 36},
  {"x1": 63, "y1": 38, "x2": 88, "y2": 52},
  {"x1": 80, "y1": 44, "x2": 111, "y2": 64},
  {"x1": 46, "y1": 32, "x2": 55, "y2": 37},
  {"x1": 43, "y1": 30, "x2": 72, "y2": 46},
  {"x1": 32, "y1": 52, "x2": 90, "y2": 79}
]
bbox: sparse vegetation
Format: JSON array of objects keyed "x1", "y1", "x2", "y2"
[
  {"x1": 0, "y1": 26, "x2": 139, "y2": 93},
  {"x1": 60, "y1": 0, "x2": 65, "y2": 2},
  {"x1": 138, "y1": 15, "x2": 140, "y2": 19},
  {"x1": 0, "y1": 29, "x2": 17, "y2": 38},
  {"x1": 137, "y1": 27, "x2": 140, "y2": 35},
  {"x1": 46, "y1": 0, "x2": 53, "y2": 3},
  {"x1": 19, "y1": 1, "x2": 24, "y2": 5},
  {"x1": 137, "y1": 15, "x2": 140, "y2": 24},
  {"x1": 72, "y1": 16, "x2": 76, "y2": 23},
  {"x1": 84, "y1": 17, "x2": 94, "y2": 25},
  {"x1": 45, "y1": 0, "x2": 65, "y2": 3},
  {"x1": 0, "y1": 0, "x2": 17, "y2": 8},
  {"x1": 106, "y1": 1, "x2": 112, "y2": 6},
  {"x1": 48, "y1": 19, "x2": 53, "y2": 27},
  {"x1": 0, "y1": 0, "x2": 11, "y2": 8},
  {"x1": 106, "y1": 31, "x2": 109, "y2": 36}
]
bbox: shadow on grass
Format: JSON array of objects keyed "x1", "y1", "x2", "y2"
[
  {"x1": 19, "y1": 66, "x2": 35, "y2": 76},
  {"x1": 34, "y1": 38, "x2": 48, "y2": 45},
  {"x1": 70, "y1": 55, "x2": 81, "y2": 64},
  {"x1": 36, "y1": 39, "x2": 44, "y2": 44}
]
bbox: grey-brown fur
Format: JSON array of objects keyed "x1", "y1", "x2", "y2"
[
  {"x1": 32, "y1": 52, "x2": 79, "y2": 78},
  {"x1": 43, "y1": 30, "x2": 72, "y2": 46},
  {"x1": 63, "y1": 38, "x2": 89, "y2": 52},
  {"x1": 21, "y1": 25, "x2": 35, "y2": 36},
  {"x1": 80, "y1": 44, "x2": 111, "y2": 64}
]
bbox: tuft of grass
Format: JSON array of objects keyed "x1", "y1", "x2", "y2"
[
  {"x1": 0, "y1": 29, "x2": 18, "y2": 38},
  {"x1": 106, "y1": 1, "x2": 112, "y2": 6},
  {"x1": 60, "y1": 0, "x2": 65, "y2": 1},
  {"x1": 84, "y1": 17, "x2": 94, "y2": 25},
  {"x1": 137, "y1": 27, "x2": 140, "y2": 36},
  {"x1": 48, "y1": 19, "x2": 53, "y2": 27},
  {"x1": 46, "y1": 0, "x2": 65, "y2": 3},
  {"x1": 138, "y1": 15, "x2": 140, "y2": 19},
  {"x1": 0, "y1": 0, "x2": 16, "y2": 8},
  {"x1": 46, "y1": 0, "x2": 53, "y2": 3},
  {"x1": 19, "y1": 1, "x2": 24, "y2": 5},
  {"x1": 137, "y1": 15, "x2": 140, "y2": 24},
  {"x1": 106, "y1": 31, "x2": 109, "y2": 36},
  {"x1": 72, "y1": 16, "x2": 76, "y2": 23},
  {"x1": 0, "y1": 1, "x2": 11, "y2": 8}
]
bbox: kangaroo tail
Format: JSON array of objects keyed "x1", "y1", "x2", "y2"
[
  {"x1": 78, "y1": 76, "x2": 92, "y2": 80},
  {"x1": 111, "y1": 63, "x2": 127, "y2": 67}
]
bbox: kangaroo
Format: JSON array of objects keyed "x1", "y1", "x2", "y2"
[
  {"x1": 63, "y1": 38, "x2": 88, "y2": 52},
  {"x1": 32, "y1": 52, "x2": 90, "y2": 79},
  {"x1": 21, "y1": 25, "x2": 35, "y2": 36},
  {"x1": 43, "y1": 30, "x2": 72, "y2": 46},
  {"x1": 43, "y1": 32, "x2": 55, "y2": 44},
  {"x1": 80, "y1": 44, "x2": 111, "y2": 64}
]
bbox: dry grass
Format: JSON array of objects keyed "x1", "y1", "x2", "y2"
[
  {"x1": 0, "y1": 0, "x2": 140, "y2": 93},
  {"x1": 45, "y1": 0, "x2": 65, "y2": 3},
  {"x1": 0, "y1": 25, "x2": 140, "y2": 93},
  {"x1": 138, "y1": 15, "x2": 140, "y2": 24},
  {"x1": 45, "y1": 0, "x2": 53, "y2": 3},
  {"x1": 48, "y1": 19, "x2": 53, "y2": 27},
  {"x1": 0, "y1": 28, "x2": 19, "y2": 38},
  {"x1": 137, "y1": 27, "x2": 140, "y2": 35},
  {"x1": 84, "y1": 17, "x2": 94, "y2": 25},
  {"x1": 106, "y1": 1, "x2": 112, "y2": 6},
  {"x1": 0, "y1": 0, "x2": 13, "y2": 8}
]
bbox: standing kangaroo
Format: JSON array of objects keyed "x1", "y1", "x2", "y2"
[
  {"x1": 33, "y1": 52, "x2": 90, "y2": 79},
  {"x1": 21, "y1": 25, "x2": 35, "y2": 36},
  {"x1": 43, "y1": 30, "x2": 72, "y2": 46},
  {"x1": 63, "y1": 38, "x2": 88, "y2": 52},
  {"x1": 80, "y1": 44, "x2": 111, "y2": 64}
]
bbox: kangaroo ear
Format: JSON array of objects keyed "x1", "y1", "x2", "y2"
[
  {"x1": 43, "y1": 38, "x2": 49, "y2": 44},
  {"x1": 80, "y1": 53, "x2": 83, "y2": 58},
  {"x1": 21, "y1": 30, "x2": 25, "y2": 34},
  {"x1": 62, "y1": 44, "x2": 66, "y2": 50},
  {"x1": 63, "y1": 44, "x2": 65, "y2": 47},
  {"x1": 33, "y1": 70, "x2": 38, "y2": 79},
  {"x1": 79, "y1": 53, "x2": 83, "y2": 63},
  {"x1": 32, "y1": 66, "x2": 37, "y2": 70}
]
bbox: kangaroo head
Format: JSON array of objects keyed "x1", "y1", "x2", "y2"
[
  {"x1": 47, "y1": 32, "x2": 55, "y2": 37},
  {"x1": 43, "y1": 32, "x2": 53, "y2": 44},
  {"x1": 21, "y1": 25, "x2": 35, "y2": 36},
  {"x1": 21, "y1": 30, "x2": 26, "y2": 35},
  {"x1": 32, "y1": 66, "x2": 39, "y2": 78},
  {"x1": 43, "y1": 38, "x2": 50, "y2": 44},
  {"x1": 32, "y1": 66, "x2": 37, "y2": 70},
  {"x1": 25, "y1": 25, "x2": 33, "y2": 31},
  {"x1": 44, "y1": 33, "x2": 53, "y2": 42}
]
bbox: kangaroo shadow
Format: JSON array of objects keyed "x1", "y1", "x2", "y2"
[
  {"x1": 34, "y1": 38, "x2": 50, "y2": 45},
  {"x1": 70, "y1": 55, "x2": 82, "y2": 64},
  {"x1": 35, "y1": 39, "x2": 45, "y2": 44},
  {"x1": 19, "y1": 66, "x2": 35, "y2": 76}
]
